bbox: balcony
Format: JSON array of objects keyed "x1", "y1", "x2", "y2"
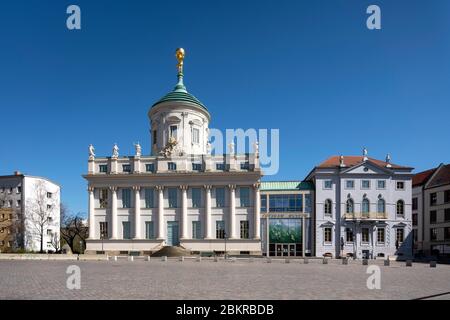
[{"x1": 343, "y1": 212, "x2": 388, "y2": 220}]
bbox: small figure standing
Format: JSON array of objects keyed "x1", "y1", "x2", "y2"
[
  {"x1": 206, "y1": 141, "x2": 212, "y2": 155},
  {"x1": 228, "y1": 142, "x2": 235, "y2": 155},
  {"x1": 134, "y1": 142, "x2": 142, "y2": 157},
  {"x1": 112, "y1": 143, "x2": 119, "y2": 159},
  {"x1": 88, "y1": 144, "x2": 95, "y2": 159},
  {"x1": 253, "y1": 140, "x2": 259, "y2": 155}
]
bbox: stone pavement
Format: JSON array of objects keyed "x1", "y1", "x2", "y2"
[{"x1": 0, "y1": 259, "x2": 449, "y2": 300}]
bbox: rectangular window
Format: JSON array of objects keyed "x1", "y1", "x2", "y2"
[
  {"x1": 170, "y1": 125, "x2": 177, "y2": 139},
  {"x1": 168, "y1": 162, "x2": 177, "y2": 171},
  {"x1": 99, "y1": 165, "x2": 108, "y2": 173},
  {"x1": 430, "y1": 210, "x2": 437, "y2": 224},
  {"x1": 445, "y1": 227, "x2": 450, "y2": 240},
  {"x1": 145, "y1": 221, "x2": 154, "y2": 239},
  {"x1": 345, "y1": 180, "x2": 354, "y2": 189},
  {"x1": 362, "y1": 228, "x2": 370, "y2": 243},
  {"x1": 396, "y1": 228, "x2": 404, "y2": 244},
  {"x1": 192, "y1": 221, "x2": 201, "y2": 239},
  {"x1": 168, "y1": 188, "x2": 178, "y2": 208},
  {"x1": 99, "y1": 222, "x2": 108, "y2": 239},
  {"x1": 122, "y1": 189, "x2": 131, "y2": 208},
  {"x1": 239, "y1": 187, "x2": 250, "y2": 207},
  {"x1": 145, "y1": 163, "x2": 155, "y2": 173},
  {"x1": 260, "y1": 196, "x2": 267, "y2": 213},
  {"x1": 445, "y1": 208, "x2": 450, "y2": 222},
  {"x1": 47, "y1": 229, "x2": 52, "y2": 235},
  {"x1": 377, "y1": 228, "x2": 385, "y2": 244},
  {"x1": 240, "y1": 221, "x2": 249, "y2": 239},
  {"x1": 268, "y1": 194, "x2": 303, "y2": 212},
  {"x1": 17, "y1": 186, "x2": 22, "y2": 193},
  {"x1": 122, "y1": 222, "x2": 131, "y2": 239},
  {"x1": 412, "y1": 213, "x2": 418, "y2": 226},
  {"x1": 240, "y1": 162, "x2": 250, "y2": 170},
  {"x1": 216, "y1": 221, "x2": 225, "y2": 239},
  {"x1": 47, "y1": 192, "x2": 52, "y2": 198},
  {"x1": 346, "y1": 228, "x2": 354, "y2": 243},
  {"x1": 323, "y1": 180, "x2": 332, "y2": 190},
  {"x1": 144, "y1": 188, "x2": 154, "y2": 208},
  {"x1": 412, "y1": 197, "x2": 418, "y2": 210},
  {"x1": 445, "y1": 190, "x2": 450, "y2": 203},
  {"x1": 99, "y1": 188, "x2": 108, "y2": 208},
  {"x1": 192, "y1": 163, "x2": 202, "y2": 171},
  {"x1": 122, "y1": 165, "x2": 131, "y2": 173},
  {"x1": 216, "y1": 163, "x2": 225, "y2": 171},
  {"x1": 16, "y1": 200, "x2": 21, "y2": 207},
  {"x1": 396, "y1": 181, "x2": 405, "y2": 190},
  {"x1": 8, "y1": 188, "x2": 12, "y2": 194},
  {"x1": 361, "y1": 180, "x2": 370, "y2": 189},
  {"x1": 304, "y1": 194, "x2": 312, "y2": 213},
  {"x1": 192, "y1": 128, "x2": 199, "y2": 144},
  {"x1": 430, "y1": 228, "x2": 438, "y2": 241},
  {"x1": 324, "y1": 228, "x2": 332, "y2": 243},
  {"x1": 47, "y1": 204, "x2": 52, "y2": 210},
  {"x1": 191, "y1": 188, "x2": 202, "y2": 208},
  {"x1": 215, "y1": 187, "x2": 225, "y2": 207},
  {"x1": 377, "y1": 180, "x2": 386, "y2": 189},
  {"x1": 430, "y1": 193, "x2": 437, "y2": 206},
  {"x1": 152, "y1": 130, "x2": 157, "y2": 145}
]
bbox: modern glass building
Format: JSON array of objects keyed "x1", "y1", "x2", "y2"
[{"x1": 260, "y1": 181, "x2": 314, "y2": 257}]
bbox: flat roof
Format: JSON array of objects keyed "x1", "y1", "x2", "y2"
[{"x1": 261, "y1": 181, "x2": 313, "y2": 191}]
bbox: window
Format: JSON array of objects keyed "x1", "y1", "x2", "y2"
[
  {"x1": 323, "y1": 180, "x2": 332, "y2": 190},
  {"x1": 192, "y1": 221, "x2": 201, "y2": 239},
  {"x1": 361, "y1": 180, "x2": 370, "y2": 189},
  {"x1": 216, "y1": 221, "x2": 225, "y2": 239},
  {"x1": 215, "y1": 187, "x2": 225, "y2": 207},
  {"x1": 146, "y1": 163, "x2": 155, "y2": 173},
  {"x1": 430, "y1": 228, "x2": 438, "y2": 241},
  {"x1": 16, "y1": 200, "x2": 21, "y2": 207},
  {"x1": 216, "y1": 163, "x2": 225, "y2": 171},
  {"x1": 47, "y1": 204, "x2": 52, "y2": 210},
  {"x1": 346, "y1": 228, "x2": 354, "y2": 242},
  {"x1": 445, "y1": 208, "x2": 450, "y2": 222},
  {"x1": 122, "y1": 222, "x2": 131, "y2": 239},
  {"x1": 240, "y1": 162, "x2": 250, "y2": 170},
  {"x1": 377, "y1": 199, "x2": 385, "y2": 214},
  {"x1": 145, "y1": 221, "x2": 154, "y2": 239},
  {"x1": 412, "y1": 197, "x2": 418, "y2": 210},
  {"x1": 240, "y1": 221, "x2": 249, "y2": 239},
  {"x1": 168, "y1": 162, "x2": 177, "y2": 171},
  {"x1": 413, "y1": 229, "x2": 418, "y2": 242},
  {"x1": 99, "y1": 188, "x2": 108, "y2": 208},
  {"x1": 261, "y1": 196, "x2": 267, "y2": 213},
  {"x1": 396, "y1": 200, "x2": 405, "y2": 216},
  {"x1": 396, "y1": 181, "x2": 405, "y2": 190},
  {"x1": 268, "y1": 194, "x2": 303, "y2": 212},
  {"x1": 324, "y1": 228, "x2": 332, "y2": 243},
  {"x1": 362, "y1": 198, "x2": 370, "y2": 214},
  {"x1": 100, "y1": 222, "x2": 108, "y2": 239},
  {"x1": 239, "y1": 187, "x2": 250, "y2": 207},
  {"x1": 170, "y1": 125, "x2": 178, "y2": 139},
  {"x1": 430, "y1": 210, "x2": 437, "y2": 224},
  {"x1": 445, "y1": 227, "x2": 450, "y2": 240},
  {"x1": 345, "y1": 180, "x2": 354, "y2": 189},
  {"x1": 346, "y1": 199, "x2": 354, "y2": 214},
  {"x1": 122, "y1": 189, "x2": 131, "y2": 208},
  {"x1": 152, "y1": 130, "x2": 157, "y2": 145},
  {"x1": 192, "y1": 188, "x2": 201, "y2": 208},
  {"x1": 144, "y1": 188, "x2": 154, "y2": 208},
  {"x1": 192, "y1": 163, "x2": 202, "y2": 171},
  {"x1": 168, "y1": 188, "x2": 178, "y2": 208},
  {"x1": 362, "y1": 228, "x2": 369, "y2": 243},
  {"x1": 305, "y1": 194, "x2": 312, "y2": 213},
  {"x1": 430, "y1": 193, "x2": 437, "y2": 206},
  {"x1": 377, "y1": 228, "x2": 385, "y2": 244},
  {"x1": 377, "y1": 180, "x2": 386, "y2": 189},
  {"x1": 47, "y1": 229, "x2": 52, "y2": 235},
  {"x1": 47, "y1": 217, "x2": 53, "y2": 223},
  {"x1": 8, "y1": 188, "x2": 12, "y2": 194},
  {"x1": 396, "y1": 228, "x2": 404, "y2": 244},
  {"x1": 17, "y1": 186, "x2": 21, "y2": 193},
  {"x1": 8, "y1": 200, "x2": 13, "y2": 208},
  {"x1": 412, "y1": 213, "x2": 418, "y2": 226},
  {"x1": 445, "y1": 190, "x2": 450, "y2": 203},
  {"x1": 47, "y1": 192, "x2": 52, "y2": 198},
  {"x1": 122, "y1": 165, "x2": 131, "y2": 173},
  {"x1": 99, "y1": 165, "x2": 108, "y2": 173},
  {"x1": 324, "y1": 199, "x2": 332, "y2": 216},
  {"x1": 192, "y1": 128, "x2": 199, "y2": 144}
]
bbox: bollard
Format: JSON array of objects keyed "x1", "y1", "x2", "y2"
[
  {"x1": 342, "y1": 258, "x2": 348, "y2": 265},
  {"x1": 430, "y1": 260, "x2": 437, "y2": 268},
  {"x1": 145, "y1": 256, "x2": 151, "y2": 262},
  {"x1": 406, "y1": 260, "x2": 412, "y2": 267},
  {"x1": 322, "y1": 258, "x2": 328, "y2": 264},
  {"x1": 113, "y1": 256, "x2": 118, "y2": 261},
  {"x1": 196, "y1": 256, "x2": 202, "y2": 262},
  {"x1": 266, "y1": 258, "x2": 272, "y2": 263},
  {"x1": 384, "y1": 259, "x2": 390, "y2": 266},
  {"x1": 285, "y1": 259, "x2": 290, "y2": 264},
  {"x1": 161, "y1": 256, "x2": 167, "y2": 262},
  {"x1": 129, "y1": 256, "x2": 134, "y2": 262},
  {"x1": 362, "y1": 259, "x2": 368, "y2": 266},
  {"x1": 179, "y1": 256, "x2": 184, "y2": 262},
  {"x1": 304, "y1": 258, "x2": 309, "y2": 264}
]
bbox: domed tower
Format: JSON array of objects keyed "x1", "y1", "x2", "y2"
[{"x1": 148, "y1": 48, "x2": 211, "y2": 157}]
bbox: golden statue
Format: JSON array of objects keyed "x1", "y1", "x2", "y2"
[{"x1": 175, "y1": 48, "x2": 185, "y2": 74}]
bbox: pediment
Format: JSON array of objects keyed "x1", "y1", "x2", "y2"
[{"x1": 341, "y1": 161, "x2": 392, "y2": 175}]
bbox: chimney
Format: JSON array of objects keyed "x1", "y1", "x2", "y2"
[{"x1": 14, "y1": 171, "x2": 21, "y2": 176}]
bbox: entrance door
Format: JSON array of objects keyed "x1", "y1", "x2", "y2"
[{"x1": 167, "y1": 221, "x2": 179, "y2": 246}]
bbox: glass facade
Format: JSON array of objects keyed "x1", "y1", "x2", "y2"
[{"x1": 268, "y1": 194, "x2": 303, "y2": 212}]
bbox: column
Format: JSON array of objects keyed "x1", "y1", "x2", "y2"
[
  {"x1": 110, "y1": 186, "x2": 118, "y2": 239},
  {"x1": 253, "y1": 183, "x2": 261, "y2": 239},
  {"x1": 157, "y1": 186, "x2": 164, "y2": 240},
  {"x1": 228, "y1": 184, "x2": 236, "y2": 239},
  {"x1": 133, "y1": 186, "x2": 141, "y2": 239},
  {"x1": 204, "y1": 185, "x2": 212, "y2": 239},
  {"x1": 302, "y1": 215, "x2": 306, "y2": 258},
  {"x1": 180, "y1": 185, "x2": 188, "y2": 239},
  {"x1": 88, "y1": 186, "x2": 95, "y2": 239}
]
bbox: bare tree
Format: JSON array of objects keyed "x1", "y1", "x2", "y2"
[
  {"x1": 60, "y1": 203, "x2": 88, "y2": 253},
  {"x1": 50, "y1": 231, "x2": 61, "y2": 252}
]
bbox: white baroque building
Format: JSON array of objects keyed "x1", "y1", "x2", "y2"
[
  {"x1": 84, "y1": 49, "x2": 262, "y2": 255},
  {"x1": 305, "y1": 150, "x2": 414, "y2": 259}
]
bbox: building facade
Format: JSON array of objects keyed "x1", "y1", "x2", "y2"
[
  {"x1": 0, "y1": 172, "x2": 60, "y2": 252},
  {"x1": 305, "y1": 151, "x2": 414, "y2": 259},
  {"x1": 84, "y1": 49, "x2": 263, "y2": 255},
  {"x1": 260, "y1": 181, "x2": 314, "y2": 257},
  {"x1": 412, "y1": 164, "x2": 450, "y2": 257}
]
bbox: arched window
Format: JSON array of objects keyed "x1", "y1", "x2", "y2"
[
  {"x1": 377, "y1": 199, "x2": 385, "y2": 213},
  {"x1": 362, "y1": 198, "x2": 370, "y2": 214},
  {"x1": 396, "y1": 200, "x2": 404, "y2": 216},
  {"x1": 324, "y1": 199, "x2": 332, "y2": 216},
  {"x1": 346, "y1": 199, "x2": 354, "y2": 214}
]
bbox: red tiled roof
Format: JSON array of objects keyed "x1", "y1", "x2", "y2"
[
  {"x1": 412, "y1": 168, "x2": 437, "y2": 187},
  {"x1": 317, "y1": 156, "x2": 409, "y2": 169},
  {"x1": 427, "y1": 164, "x2": 450, "y2": 188}
]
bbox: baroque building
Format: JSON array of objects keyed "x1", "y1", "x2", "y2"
[{"x1": 84, "y1": 49, "x2": 262, "y2": 255}]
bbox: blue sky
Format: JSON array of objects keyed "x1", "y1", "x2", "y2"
[{"x1": 1, "y1": 0, "x2": 449, "y2": 215}]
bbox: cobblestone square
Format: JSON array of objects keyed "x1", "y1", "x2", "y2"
[{"x1": 1, "y1": 259, "x2": 449, "y2": 300}]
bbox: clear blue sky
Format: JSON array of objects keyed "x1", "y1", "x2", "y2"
[{"x1": 1, "y1": 0, "x2": 449, "y2": 216}]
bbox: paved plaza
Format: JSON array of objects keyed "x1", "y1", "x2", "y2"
[{"x1": 0, "y1": 258, "x2": 449, "y2": 300}]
